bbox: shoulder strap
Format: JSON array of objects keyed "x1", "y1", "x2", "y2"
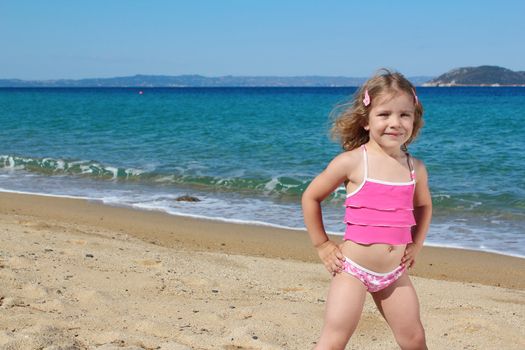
[
  {"x1": 406, "y1": 153, "x2": 416, "y2": 180},
  {"x1": 362, "y1": 145, "x2": 368, "y2": 179}
]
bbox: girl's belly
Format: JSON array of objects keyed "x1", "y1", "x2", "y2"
[{"x1": 341, "y1": 240, "x2": 406, "y2": 273}]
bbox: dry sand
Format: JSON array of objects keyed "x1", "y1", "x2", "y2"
[{"x1": 0, "y1": 192, "x2": 524, "y2": 349}]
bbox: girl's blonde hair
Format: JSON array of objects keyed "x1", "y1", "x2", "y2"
[{"x1": 331, "y1": 69, "x2": 424, "y2": 151}]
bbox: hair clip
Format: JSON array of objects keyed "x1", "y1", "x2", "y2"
[
  {"x1": 412, "y1": 88, "x2": 418, "y2": 105},
  {"x1": 363, "y1": 89, "x2": 371, "y2": 106}
]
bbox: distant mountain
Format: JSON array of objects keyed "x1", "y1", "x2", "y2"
[
  {"x1": 0, "y1": 74, "x2": 433, "y2": 88},
  {"x1": 423, "y1": 66, "x2": 525, "y2": 86}
]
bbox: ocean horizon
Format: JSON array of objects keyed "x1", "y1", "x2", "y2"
[{"x1": 1, "y1": 87, "x2": 524, "y2": 258}]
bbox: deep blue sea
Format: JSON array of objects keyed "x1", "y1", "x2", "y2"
[{"x1": 1, "y1": 87, "x2": 524, "y2": 257}]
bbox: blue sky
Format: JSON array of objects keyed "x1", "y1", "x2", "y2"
[{"x1": 1, "y1": 0, "x2": 524, "y2": 80}]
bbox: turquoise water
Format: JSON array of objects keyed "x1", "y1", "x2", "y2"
[{"x1": 1, "y1": 87, "x2": 524, "y2": 257}]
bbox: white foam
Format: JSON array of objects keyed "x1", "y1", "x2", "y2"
[
  {"x1": 263, "y1": 177, "x2": 280, "y2": 193},
  {"x1": 125, "y1": 168, "x2": 144, "y2": 177},
  {"x1": 131, "y1": 202, "x2": 305, "y2": 230},
  {"x1": 423, "y1": 242, "x2": 525, "y2": 259},
  {"x1": 6, "y1": 156, "x2": 15, "y2": 168},
  {"x1": 56, "y1": 160, "x2": 66, "y2": 170},
  {"x1": 68, "y1": 160, "x2": 86, "y2": 166},
  {"x1": 80, "y1": 165, "x2": 93, "y2": 174},
  {"x1": 105, "y1": 166, "x2": 119, "y2": 179},
  {"x1": 154, "y1": 175, "x2": 174, "y2": 183},
  {"x1": 0, "y1": 188, "x2": 97, "y2": 201}
]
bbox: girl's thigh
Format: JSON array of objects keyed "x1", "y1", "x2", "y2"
[
  {"x1": 322, "y1": 272, "x2": 367, "y2": 336},
  {"x1": 371, "y1": 273, "x2": 424, "y2": 333}
]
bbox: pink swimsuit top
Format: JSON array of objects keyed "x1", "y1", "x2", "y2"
[{"x1": 344, "y1": 145, "x2": 416, "y2": 245}]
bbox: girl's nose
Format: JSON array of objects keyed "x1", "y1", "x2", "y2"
[{"x1": 389, "y1": 116, "x2": 401, "y2": 127}]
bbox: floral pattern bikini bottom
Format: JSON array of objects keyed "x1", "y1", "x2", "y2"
[{"x1": 342, "y1": 256, "x2": 406, "y2": 292}]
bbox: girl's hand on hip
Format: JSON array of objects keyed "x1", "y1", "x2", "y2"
[
  {"x1": 402, "y1": 243, "x2": 422, "y2": 269},
  {"x1": 316, "y1": 240, "x2": 345, "y2": 276}
]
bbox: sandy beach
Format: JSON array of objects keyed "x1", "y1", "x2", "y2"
[{"x1": 0, "y1": 192, "x2": 524, "y2": 349}]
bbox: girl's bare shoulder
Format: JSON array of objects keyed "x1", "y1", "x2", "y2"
[
  {"x1": 410, "y1": 156, "x2": 429, "y2": 180},
  {"x1": 410, "y1": 156, "x2": 426, "y2": 169},
  {"x1": 328, "y1": 148, "x2": 362, "y2": 171}
]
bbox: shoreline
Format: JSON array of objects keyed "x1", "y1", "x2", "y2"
[
  {"x1": 2, "y1": 188, "x2": 524, "y2": 260},
  {"x1": 1, "y1": 188, "x2": 524, "y2": 259},
  {"x1": 1, "y1": 191, "x2": 524, "y2": 290}
]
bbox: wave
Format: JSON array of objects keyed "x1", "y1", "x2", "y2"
[
  {"x1": 0, "y1": 154, "x2": 328, "y2": 199},
  {"x1": 432, "y1": 191, "x2": 525, "y2": 220},
  {"x1": 0, "y1": 155, "x2": 145, "y2": 179}
]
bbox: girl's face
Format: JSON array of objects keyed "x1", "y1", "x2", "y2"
[{"x1": 365, "y1": 90, "x2": 415, "y2": 152}]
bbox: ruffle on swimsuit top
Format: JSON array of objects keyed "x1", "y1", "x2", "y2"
[{"x1": 344, "y1": 179, "x2": 416, "y2": 228}]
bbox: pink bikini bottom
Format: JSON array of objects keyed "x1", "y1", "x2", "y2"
[{"x1": 342, "y1": 256, "x2": 406, "y2": 293}]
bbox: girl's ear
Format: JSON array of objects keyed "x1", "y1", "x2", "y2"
[{"x1": 364, "y1": 125, "x2": 370, "y2": 131}]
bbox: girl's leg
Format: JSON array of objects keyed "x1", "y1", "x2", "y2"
[
  {"x1": 371, "y1": 273, "x2": 427, "y2": 350},
  {"x1": 315, "y1": 272, "x2": 367, "y2": 350}
]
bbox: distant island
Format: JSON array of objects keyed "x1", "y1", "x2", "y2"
[
  {"x1": 0, "y1": 74, "x2": 432, "y2": 88},
  {"x1": 423, "y1": 65, "x2": 525, "y2": 86},
  {"x1": 1, "y1": 66, "x2": 524, "y2": 87}
]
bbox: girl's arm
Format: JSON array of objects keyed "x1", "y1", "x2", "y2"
[
  {"x1": 302, "y1": 153, "x2": 352, "y2": 275},
  {"x1": 403, "y1": 159, "x2": 432, "y2": 268}
]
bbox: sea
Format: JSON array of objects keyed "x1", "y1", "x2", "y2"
[{"x1": 0, "y1": 87, "x2": 524, "y2": 258}]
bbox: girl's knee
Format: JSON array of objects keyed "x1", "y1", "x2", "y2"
[
  {"x1": 315, "y1": 334, "x2": 350, "y2": 350},
  {"x1": 316, "y1": 323, "x2": 354, "y2": 350},
  {"x1": 396, "y1": 326, "x2": 426, "y2": 350}
]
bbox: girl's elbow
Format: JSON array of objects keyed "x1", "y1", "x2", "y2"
[
  {"x1": 301, "y1": 191, "x2": 312, "y2": 206},
  {"x1": 301, "y1": 191, "x2": 309, "y2": 207},
  {"x1": 301, "y1": 190, "x2": 321, "y2": 207},
  {"x1": 414, "y1": 201, "x2": 432, "y2": 213},
  {"x1": 423, "y1": 202, "x2": 433, "y2": 218}
]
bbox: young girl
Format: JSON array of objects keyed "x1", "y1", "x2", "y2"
[{"x1": 302, "y1": 70, "x2": 432, "y2": 350}]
